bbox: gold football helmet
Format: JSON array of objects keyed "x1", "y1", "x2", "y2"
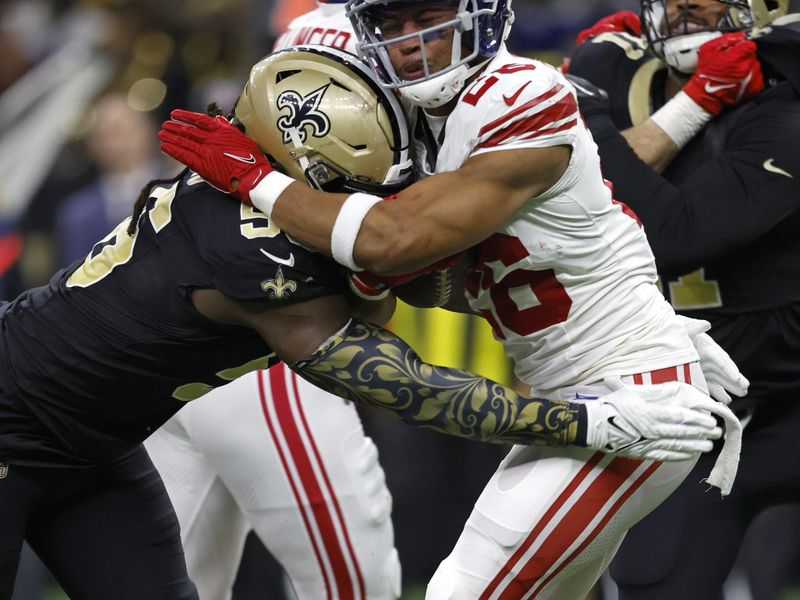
[{"x1": 235, "y1": 46, "x2": 413, "y2": 195}]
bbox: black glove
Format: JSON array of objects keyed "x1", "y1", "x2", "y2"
[{"x1": 565, "y1": 74, "x2": 611, "y2": 119}]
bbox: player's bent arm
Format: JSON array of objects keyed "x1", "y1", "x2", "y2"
[
  {"x1": 292, "y1": 318, "x2": 586, "y2": 446},
  {"x1": 158, "y1": 109, "x2": 567, "y2": 274},
  {"x1": 584, "y1": 107, "x2": 800, "y2": 272},
  {"x1": 191, "y1": 289, "x2": 351, "y2": 363},
  {"x1": 621, "y1": 120, "x2": 680, "y2": 174},
  {"x1": 271, "y1": 145, "x2": 570, "y2": 275}
]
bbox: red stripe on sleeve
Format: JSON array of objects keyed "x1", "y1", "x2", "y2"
[
  {"x1": 479, "y1": 84, "x2": 566, "y2": 136},
  {"x1": 476, "y1": 93, "x2": 577, "y2": 151}
]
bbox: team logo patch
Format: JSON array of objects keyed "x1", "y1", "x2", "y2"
[
  {"x1": 0, "y1": 463, "x2": 7, "y2": 479},
  {"x1": 261, "y1": 267, "x2": 298, "y2": 299},
  {"x1": 276, "y1": 84, "x2": 332, "y2": 144}
]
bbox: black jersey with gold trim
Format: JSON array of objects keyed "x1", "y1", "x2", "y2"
[
  {"x1": 0, "y1": 172, "x2": 347, "y2": 466},
  {"x1": 570, "y1": 27, "x2": 800, "y2": 313},
  {"x1": 570, "y1": 27, "x2": 800, "y2": 405}
]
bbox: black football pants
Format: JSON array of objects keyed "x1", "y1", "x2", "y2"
[{"x1": 0, "y1": 445, "x2": 198, "y2": 600}]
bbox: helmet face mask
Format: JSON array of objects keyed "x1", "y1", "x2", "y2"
[
  {"x1": 234, "y1": 46, "x2": 413, "y2": 196},
  {"x1": 641, "y1": 0, "x2": 788, "y2": 72},
  {"x1": 346, "y1": 0, "x2": 514, "y2": 108}
]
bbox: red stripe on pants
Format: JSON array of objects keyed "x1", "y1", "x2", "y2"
[
  {"x1": 494, "y1": 457, "x2": 644, "y2": 599},
  {"x1": 483, "y1": 364, "x2": 693, "y2": 598},
  {"x1": 479, "y1": 452, "x2": 606, "y2": 599},
  {"x1": 288, "y1": 371, "x2": 366, "y2": 599},
  {"x1": 526, "y1": 461, "x2": 661, "y2": 598},
  {"x1": 258, "y1": 368, "x2": 333, "y2": 598}
]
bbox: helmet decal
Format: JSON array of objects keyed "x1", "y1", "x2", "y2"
[
  {"x1": 234, "y1": 46, "x2": 413, "y2": 195},
  {"x1": 276, "y1": 84, "x2": 332, "y2": 144}
]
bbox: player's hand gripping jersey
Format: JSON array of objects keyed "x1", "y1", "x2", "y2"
[
  {"x1": 0, "y1": 172, "x2": 345, "y2": 466},
  {"x1": 412, "y1": 48, "x2": 695, "y2": 394}
]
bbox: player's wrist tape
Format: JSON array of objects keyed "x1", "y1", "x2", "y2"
[
  {"x1": 331, "y1": 193, "x2": 382, "y2": 271},
  {"x1": 249, "y1": 171, "x2": 295, "y2": 216},
  {"x1": 650, "y1": 91, "x2": 713, "y2": 149}
]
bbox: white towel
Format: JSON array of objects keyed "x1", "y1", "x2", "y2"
[{"x1": 701, "y1": 399, "x2": 742, "y2": 496}]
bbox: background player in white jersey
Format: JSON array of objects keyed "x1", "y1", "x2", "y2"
[
  {"x1": 145, "y1": 3, "x2": 402, "y2": 599},
  {"x1": 274, "y1": 0, "x2": 357, "y2": 53},
  {"x1": 158, "y1": 1, "x2": 749, "y2": 598}
]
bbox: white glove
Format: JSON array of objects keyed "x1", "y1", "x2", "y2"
[
  {"x1": 676, "y1": 315, "x2": 749, "y2": 405},
  {"x1": 584, "y1": 381, "x2": 722, "y2": 462}
]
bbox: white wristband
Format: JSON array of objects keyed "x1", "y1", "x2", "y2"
[
  {"x1": 649, "y1": 91, "x2": 713, "y2": 149},
  {"x1": 249, "y1": 171, "x2": 295, "y2": 217},
  {"x1": 330, "y1": 192, "x2": 382, "y2": 271}
]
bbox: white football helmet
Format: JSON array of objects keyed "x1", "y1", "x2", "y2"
[
  {"x1": 641, "y1": 0, "x2": 789, "y2": 72},
  {"x1": 235, "y1": 46, "x2": 413, "y2": 195},
  {"x1": 346, "y1": 0, "x2": 515, "y2": 108}
]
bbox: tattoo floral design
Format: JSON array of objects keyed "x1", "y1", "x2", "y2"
[{"x1": 295, "y1": 320, "x2": 581, "y2": 446}]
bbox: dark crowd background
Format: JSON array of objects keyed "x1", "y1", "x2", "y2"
[{"x1": 1, "y1": 1, "x2": 799, "y2": 599}]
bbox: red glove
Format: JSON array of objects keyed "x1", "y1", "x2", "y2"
[
  {"x1": 683, "y1": 33, "x2": 764, "y2": 116},
  {"x1": 349, "y1": 271, "x2": 400, "y2": 300},
  {"x1": 348, "y1": 252, "x2": 467, "y2": 300},
  {"x1": 158, "y1": 109, "x2": 273, "y2": 204},
  {"x1": 575, "y1": 11, "x2": 641, "y2": 47}
]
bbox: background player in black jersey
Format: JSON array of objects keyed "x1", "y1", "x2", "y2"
[
  {"x1": 0, "y1": 46, "x2": 727, "y2": 600},
  {"x1": 566, "y1": 0, "x2": 800, "y2": 598}
]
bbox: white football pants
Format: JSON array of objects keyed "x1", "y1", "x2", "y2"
[
  {"x1": 146, "y1": 364, "x2": 401, "y2": 600},
  {"x1": 427, "y1": 363, "x2": 707, "y2": 599}
]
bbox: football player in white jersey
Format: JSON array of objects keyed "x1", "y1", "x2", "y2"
[
  {"x1": 157, "y1": 1, "x2": 748, "y2": 597},
  {"x1": 145, "y1": 3, "x2": 402, "y2": 599},
  {"x1": 273, "y1": 0, "x2": 357, "y2": 53}
]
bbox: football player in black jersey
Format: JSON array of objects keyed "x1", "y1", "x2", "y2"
[
  {"x1": 0, "y1": 46, "x2": 728, "y2": 600},
  {"x1": 567, "y1": 0, "x2": 800, "y2": 598}
]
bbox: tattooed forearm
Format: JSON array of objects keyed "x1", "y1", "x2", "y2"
[{"x1": 293, "y1": 319, "x2": 587, "y2": 446}]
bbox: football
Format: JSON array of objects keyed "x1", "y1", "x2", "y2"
[{"x1": 393, "y1": 250, "x2": 473, "y2": 309}]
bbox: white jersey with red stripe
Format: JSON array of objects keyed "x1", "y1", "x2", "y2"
[
  {"x1": 421, "y1": 47, "x2": 717, "y2": 600},
  {"x1": 410, "y1": 47, "x2": 696, "y2": 393},
  {"x1": 273, "y1": 4, "x2": 357, "y2": 53},
  {"x1": 146, "y1": 365, "x2": 401, "y2": 600}
]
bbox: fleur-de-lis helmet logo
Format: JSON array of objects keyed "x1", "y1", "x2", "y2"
[{"x1": 276, "y1": 84, "x2": 332, "y2": 144}]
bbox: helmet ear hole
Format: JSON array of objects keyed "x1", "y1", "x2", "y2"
[{"x1": 234, "y1": 46, "x2": 414, "y2": 195}]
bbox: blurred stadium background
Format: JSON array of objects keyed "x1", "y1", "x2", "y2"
[{"x1": 2, "y1": 1, "x2": 799, "y2": 599}]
